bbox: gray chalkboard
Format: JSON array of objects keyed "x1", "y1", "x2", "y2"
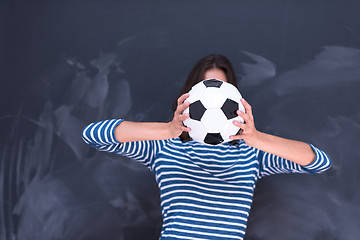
[{"x1": 1, "y1": 0, "x2": 359, "y2": 239}]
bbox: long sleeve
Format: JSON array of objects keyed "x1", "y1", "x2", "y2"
[
  {"x1": 82, "y1": 119, "x2": 168, "y2": 170},
  {"x1": 256, "y1": 144, "x2": 331, "y2": 179}
]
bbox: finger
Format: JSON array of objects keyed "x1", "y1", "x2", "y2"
[
  {"x1": 176, "y1": 101, "x2": 190, "y2": 116},
  {"x1": 236, "y1": 110, "x2": 251, "y2": 124},
  {"x1": 177, "y1": 93, "x2": 190, "y2": 106},
  {"x1": 229, "y1": 134, "x2": 243, "y2": 140},
  {"x1": 241, "y1": 98, "x2": 253, "y2": 120},
  {"x1": 180, "y1": 112, "x2": 190, "y2": 121},
  {"x1": 180, "y1": 100, "x2": 190, "y2": 112},
  {"x1": 229, "y1": 128, "x2": 245, "y2": 140},
  {"x1": 182, "y1": 126, "x2": 191, "y2": 132},
  {"x1": 233, "y1": 120, "x2": 246, "y2": 130}
]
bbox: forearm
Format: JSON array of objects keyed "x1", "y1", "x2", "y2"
[
  {"x1": 115, "y1": 121, "x2": 175, "y2": 143},
  {"x1": 252, "y1": 131, "x2": 316, "y2": 166}
]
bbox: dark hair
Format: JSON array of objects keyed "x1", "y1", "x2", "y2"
[
  {"x1": 179, "y1": 54, "x2": 238, "y2": 98},
  {"x1": 175, "y1": 54, "x2": 239, "y2": 144}
]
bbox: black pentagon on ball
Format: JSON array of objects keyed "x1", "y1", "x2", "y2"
[
  {"x1": 203, "y1": 79, "x2": 223, "y2": 88},
  {"x1": 189, "y1": 100, "x2": 207, "y2": 121},
  {"x1": 221, "y1": 98, "x2": 239, "y2": 119},
  {"x1": 204, "y1": 133, "x2": 224, "y2": 145}
]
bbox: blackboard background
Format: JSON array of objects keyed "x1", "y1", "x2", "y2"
[{"x1": 1, "y1": 0, "x2": 360, "y2": 239}]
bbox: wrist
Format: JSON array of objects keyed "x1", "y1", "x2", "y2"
[
  {"x1": 166, "y1": 121, "x2": 179, "y2": 139},
  {"x1": 247, "y1": 130, "x2": 263, "y2": 148}
]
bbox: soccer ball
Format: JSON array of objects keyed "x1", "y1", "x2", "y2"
[{"x1": 183, "y1": 79, "x2": 245, "y2": 145}]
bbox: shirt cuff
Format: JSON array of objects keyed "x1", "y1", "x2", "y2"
[
  {"x1": 303, "y1": 144, "x2": 323, "y2": 170},
  {"x1": 108, "y1": 119, "x2": 124, "y2": 144}
]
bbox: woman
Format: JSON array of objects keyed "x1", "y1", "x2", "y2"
[{"x1": 82, "y1": 54, "x2": 331, "y2": 240}]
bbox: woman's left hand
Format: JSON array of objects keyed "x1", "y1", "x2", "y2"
[{"x1": 230, "y1": 98, "x2": 260, "y2": 147}]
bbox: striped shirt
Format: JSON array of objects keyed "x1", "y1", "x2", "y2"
[{"x1": 82, "y1": 119, "x2": 331, "y2": 240}]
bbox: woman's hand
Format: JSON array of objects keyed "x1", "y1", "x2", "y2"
[
  {"x1": 167, "y1": 93, "x2": 191, "y2": 138},
  {"x1": 230, "y1": 98, "x2": 260, "y2": 147},
  {"x1": 230, "y1": 98, "x2": 316, "y2": 165}
]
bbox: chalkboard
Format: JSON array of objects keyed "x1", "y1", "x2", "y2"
[{"x1": 1, "y1": 0, "x2": 359, "y2": 239}]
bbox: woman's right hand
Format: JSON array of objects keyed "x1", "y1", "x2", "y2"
[{"x1": 168, "y1": 93, "x2": 191, "y2": 138}]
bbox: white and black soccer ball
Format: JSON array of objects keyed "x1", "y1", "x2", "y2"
[{"x1": 183, "y1": 79, "x2": 245, "y2": 145}]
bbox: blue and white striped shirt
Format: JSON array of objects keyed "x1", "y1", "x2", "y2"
[{"x1": 82, "y1": 119, "x2": 331, "y2": 240}]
